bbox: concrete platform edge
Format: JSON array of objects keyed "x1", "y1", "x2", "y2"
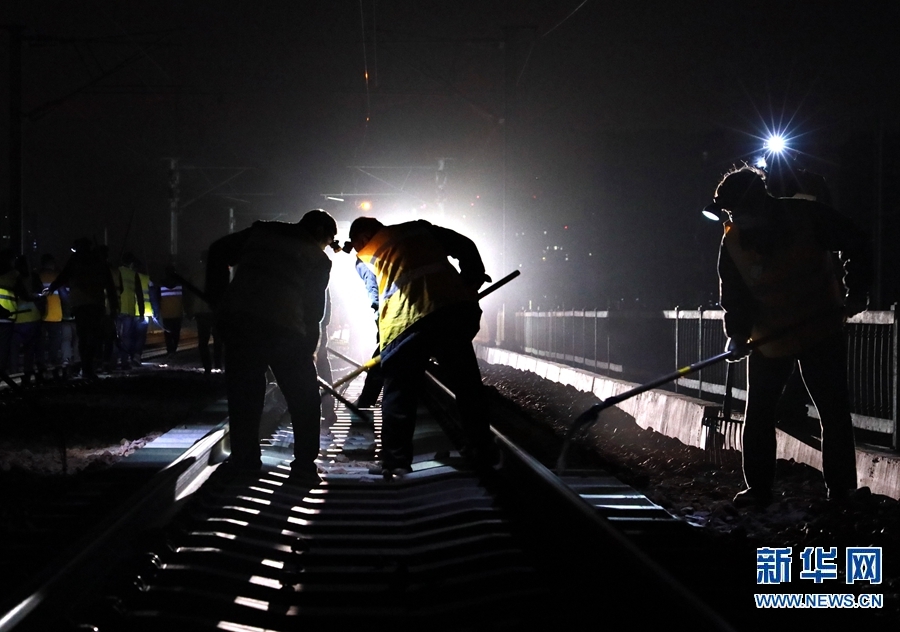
[{"x1": 477, "y1": 344, "x2": 900, "y2": 500}]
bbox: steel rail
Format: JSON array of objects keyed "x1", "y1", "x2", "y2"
[{"x1": 0, "y1": 417, "x2": 229, "y2": 631}]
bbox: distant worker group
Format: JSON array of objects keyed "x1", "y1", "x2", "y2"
[{"x1": 0, "y1": 236, "x2": 203, "y2": 386}]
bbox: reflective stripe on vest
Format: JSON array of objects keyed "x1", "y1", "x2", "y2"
[
  {"x1": 357, "y1": 221, "x2": 475, "y2": 349},
  {"x1": 0, "y1": 288, "x2": 16, "y2": 323},
  {"x1": 15, "y1": 298, "x2": 42, "y2": 324},
  {"x1": 159, "y1": 285, "x2": 183, "y2": 319}
]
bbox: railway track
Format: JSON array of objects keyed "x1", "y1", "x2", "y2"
[{"x1": 1, "y1": 361, "x2": 746, "y2": 631}]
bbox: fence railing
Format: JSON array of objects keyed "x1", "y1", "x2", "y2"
[{"x1": 508, "y1": 308, "x2": 898, "y2": 450}]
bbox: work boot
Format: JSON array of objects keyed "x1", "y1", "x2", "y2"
[
  {"x1": 732, "y1": 487, "x2": 773, "y2": 508},
  {"x1": 827, "y1": 486, "x2": 870, "y2": 503},
  {"x1": 368, "y1": 463, "x2": 411, "y2": 478}
]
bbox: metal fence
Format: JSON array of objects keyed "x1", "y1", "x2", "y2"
[{"x1": 510, "y1": 308, "x2": 898, "y2": 449}]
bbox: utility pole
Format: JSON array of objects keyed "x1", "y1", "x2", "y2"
[
  {"x1": 6, "y1": 25, "x2": 23, "y2": 254},
  {"x1": 502, "y1": 26, "x2": 517, "y2": 277},
  {"x1": 168, "y1": 158, "x2": 180, "y2": 264},
  {"x1": 435, "y1": 158, "x2": 448, "y2": 220}
]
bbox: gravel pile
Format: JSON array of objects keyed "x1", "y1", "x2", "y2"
[{"x1": 481, "y1": 362, "x2": 900, "y2": 617}]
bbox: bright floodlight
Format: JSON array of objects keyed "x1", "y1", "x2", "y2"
[{"x1": 764, "y1": 135, "x2": 787, "y2": 154}]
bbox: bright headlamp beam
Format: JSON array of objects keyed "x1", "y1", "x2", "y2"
[{"x1": 764, "y1": 135, "x2": 787, "y2": 154}]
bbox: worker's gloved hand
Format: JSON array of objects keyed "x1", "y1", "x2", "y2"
[
  {"x1": 463, "y1": 273, "x2": 491, "y2": 293},
  {"x1": 725, "y1": 337, "x2": 751, "y2": 362},
  {"x1": 844, "y1": 294, "x2": 869, "y2": 319}
]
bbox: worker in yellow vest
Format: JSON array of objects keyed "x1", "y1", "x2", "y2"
[
  {"x1": 133, "y1": 258, "x2": 159, "y2": 366},
  {"x1": 116, "y1": 252, "x2": 144, "y2": 369},
  {"x1": 0, "y1": 249, "x2": 18, "y2": 382},
  {"x1": 10, "y1": 255, "x2": 44, "y2": 386},
  {"x1": 710, "y1": 165, "x2": 872, "y2": 506},
  {"x1": 159, "y1": 265, "x2": 185, "y2": 356},
  {"x1": 348, "y1": 217, "x2": 497, "y2": 477}
]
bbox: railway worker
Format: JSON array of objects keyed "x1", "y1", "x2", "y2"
[
  {"x1": 94, "y1": 245, "x2": 120, "y2": 373},
  {"x1": 132, "y1": 258, "x2": 159, "y2": 366},
  {"x1": 45, "y1": 238, "x2": 119, "y2": 381},
  {"x1": 9, "y1": 255, "x2": 44, "y2": 386},
  {"x1": 0, "y1": 249, "x2": 18, "y2": 383},
  {"x1": 348, "y1": 216, "x2": 498, "y2": 477},
  {"x1": 116, "y1": 253, "x2": 145, "y2": 370},
  {"x1": 38, "y1": 254, "x2": 65, "y2": 379},
  {"x1": 352, "y1": 257, "x2": 385, "y2": 409},
  {"x1": 183, "y1": 250, "x2": 221, "y2": 375},
  {"x1": 709, "y1": 165, "x2": 872, "y2": 506},
  {"x1": 206, "y1": 209, "x2": 337, "y2": 484},
  {"x1": 317, "y1": 290, "x2": 338, "y2": 431},
  {"x1": 159, "y1": 265, "x2": 185, "y2": 356}
]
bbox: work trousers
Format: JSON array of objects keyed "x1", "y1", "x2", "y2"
[
  {"x1": 316, "y1": 322, "x2": 335, "y2": 424},
  {"x1": 221, "y1": 315, "x2": 320, "y2": 474},
  {"x1": 133, "y1": 317, "x2": 149, "y2": 363},
  {"x1": 73, "y1": 304, "x2": 105, "y2": 378},
  {"x1": 195, "y1": 313, "x2": 222, "y2": 372},
  {"x1": 743, "y1": 331, "x2": 858, "y2": 494},
  {"x1": 380, "y1": 302, "x2": 492, "y2": 470},
  {"x1": 38, "y1": 321, "x2": 63, "y2": 368},
  {"x1": 116, "y1": 314, "x2": 139, "y2": 366},
  {"x1": 60, "y1": 321, "x2": 77, "y2": 366},
  {"x1": 10, "y1": 321, "x2": 40, "y2": 374},
  {"x1": 0, "y1": 323, "x2": 12, "y2": 373},
  {"x1": 163, "y1": 317, "x2": 182, "y2": 355}
]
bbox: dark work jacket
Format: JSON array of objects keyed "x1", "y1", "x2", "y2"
[
  {"x1": 207, "y1": 221, "x2": 331, "y2": 341},
  {"x1": 718, "y1": 197, "x2": 872, "y2": 355}
]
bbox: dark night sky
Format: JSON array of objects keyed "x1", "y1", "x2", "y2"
[{"x1": 2, "y1": 1, "x2": 899, "y2": 309}]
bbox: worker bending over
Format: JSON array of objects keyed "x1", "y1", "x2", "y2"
[
  {"x1": 349, "y1": 216, "x2": 497, "y2": 477},
  {"x1": 207, "y1": 209, "x2": 337, "y2": 485}
]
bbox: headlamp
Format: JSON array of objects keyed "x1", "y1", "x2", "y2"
[
  {"x1": 341, "y1": 241, "x2": 353, "y2": 254},
  {"x1": 702, "y1": 201, "x2": 725, "y2": 221}
]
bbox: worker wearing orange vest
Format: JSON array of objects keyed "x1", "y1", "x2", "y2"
[
  {"x1": 349, "y1": 217, "x2": 496, "y2": 476},
  {"x1": 45, "y1": 238, "x2": 119, "y2": 381},
  {"x1": 159, "y1": 265, "x2": 184, "y2": 356},
  {"x1": 711, "y1": 165, "x2": 872, "y2": 506},
  {"x1": 37, "y1": 254, "x2": 65, "y2": 378}
]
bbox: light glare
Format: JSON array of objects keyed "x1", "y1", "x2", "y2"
[{"x1": 764, "y1": 135, "x2": 786, "y2": 154}]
